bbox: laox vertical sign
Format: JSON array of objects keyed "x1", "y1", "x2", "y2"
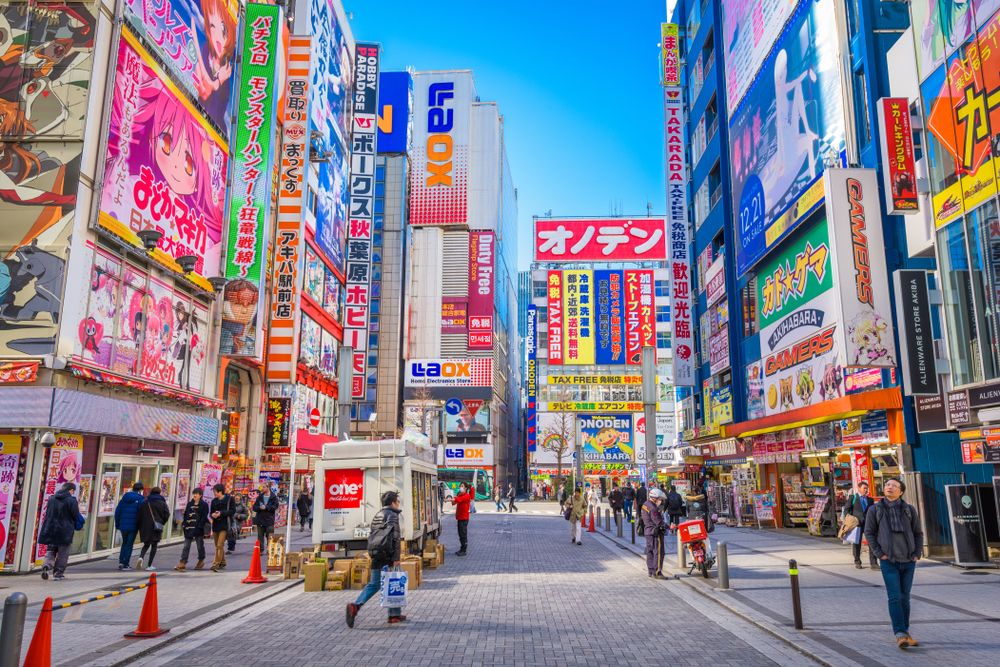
[
  {"x1": 468, "y1": 231, "x2": 494, "y2": 349},
  {"x1": 344, "y1": 44, "x2": 381, "y2": 398},
  {"x1": 664, "y1": 86, "x2": 693, "y2": 385}
]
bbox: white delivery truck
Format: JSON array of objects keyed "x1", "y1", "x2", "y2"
[{"x1": 313, "y1": 439, "x2": 440, "y2": 554}]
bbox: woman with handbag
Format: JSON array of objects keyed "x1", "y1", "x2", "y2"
[
  {"x1": 136, "y1": 487, "x2": 170, "y2": 571},
  {"x1": 568, "y1": 488, "x2": 587, "y2": 545}
]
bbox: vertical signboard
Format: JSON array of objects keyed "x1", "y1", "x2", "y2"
[
  {"x1": 595, "y1": 270, "x2": 625, "y2": 365},
  {"x1": 876, "y1": 98, "x2": 919, "y2": 214},
  {"x1": 893, "y1": 270, "x2": 939, "y2": 395},
  {"x1": 526, "y1": 305, "x2": 538, "y2": 452},
  {"x1": 344, "y1": 43, "x2": 381, "y2": 398},
  {"x1": 468, "y1": 231, "x2": 495, "y2": 349},
  {"x1": 377, "y1": 71, "x2": 412, "y2": 154},
  {"x1": 266, "y1": 36, "x2": 312, "y2": 383},
  {"x1": 660, "y1": 23, "x2": 680, "y2": 86},
  {"x1": 409, "y1": 72, "x2": 473, "y2": 226},
  {"x1": 222, "y1": 3, "x2": 282, "y2": 357},
  {"x1": 824, "y1": 169, "x2": 897, "y2": 367},
  {"x1": 946, "y1": 484, "x2": 991, "y2": 565},
  {"x1": 624, "y1": 270, "x2": 654, "y2": 366},
  {"x1": 547, "y1": 271, "x2": 564, "y2": 365},
  {"x1": 664, "y1": 87, "x2": 693, "y2": 384},
  {"x1": 562, "y1": 270, "x2": 595, "y2": 365}
]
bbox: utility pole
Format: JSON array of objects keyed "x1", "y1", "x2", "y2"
[
  {"x1": 642, "y1": 346, "x2": 658, "y2": 482},
  {"x1": 336, "y1": 346, "x2": 353, "y2": 439}
]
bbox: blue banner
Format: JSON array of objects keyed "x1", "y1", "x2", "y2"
[
  {"x1": 595, "y1": 270, "x2": 625, "y2": 365},
  {"x1": 526, "y1": 305, "x2": 537, "y2": 452},
  {"x1": 377, "y1": 71, "x2": 412, "y2": 154}
]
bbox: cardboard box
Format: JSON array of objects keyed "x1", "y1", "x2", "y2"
[
  {"x1": 333, "y1": 559, "x2": 354, "y2": 581},
  {"x1": 400, "y1": 561, "x2": 420, "y2": 589},
  {"x1": 283, "y1": 553, "x2": 303, "y2": 579},
  {"x1": 351, "y1": 561, "x2": 371, "y2": 589},
  {"x1": 303, "y1": 562, "x2": 327, "y2": 592},
  {"x1": 436, "y1": 543, "x2": 445, "y2": 566},
  {"x1": 325, "y1": 578, "x2": 345, "y2": 590},
  {"x1": 423, "y1": 538, "x2": 438, "y2": 553}
]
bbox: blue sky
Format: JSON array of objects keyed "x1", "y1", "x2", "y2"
[{"x1": 344, "y1": 1, "x2": 669, "y2": 269}]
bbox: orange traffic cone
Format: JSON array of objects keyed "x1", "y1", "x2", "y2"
[
  {"x1": 24, "y1": 596, "x2": 53, "y2": 667},
  {"x1": 124, "y1": 573, "x2": 169, "y2": 638},
  {"x1": 242, "y1": 540, "x2": 268, "y2": 584},
  {"x1": 580, "y1": 513, "x2": 586, "y2": 528},
  {"x1": 587, "y1": 509, "x2": 596, "y2": 533}
]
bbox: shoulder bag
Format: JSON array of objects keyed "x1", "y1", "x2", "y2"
[{"x1": 148, "y1": 504, "x2": 164, "y2": 533}]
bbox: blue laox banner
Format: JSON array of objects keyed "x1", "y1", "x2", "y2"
[
  {"x1": 595, "y1": 270, "x2": 625, "y2": 365},
  {"x1": 526, "y1": 305, "x2": 538, "y2": 452},
  {"x1": 728, "y1": 0, "x2": 847, "y2": 277}
]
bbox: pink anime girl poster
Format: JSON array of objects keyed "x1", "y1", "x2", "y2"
[{"x1": 98, "y1": 28, "x2": 229, "y2": 279}]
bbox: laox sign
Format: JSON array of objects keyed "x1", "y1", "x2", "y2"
[
  {"x1": 410, "y1": 361, "x2": 470, "y2": 378},
  {"x1": 446, "y1": 448, "x2": 484, "y2": 459},
  {"x1": 425, "y1": 82, "x2": 455, "y2": 186}
]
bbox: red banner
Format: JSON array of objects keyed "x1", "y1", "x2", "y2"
[
  {"x1": 0, "y1": 361, "x2": 39, "y2": 384},
  {"x1": 534, "y1": 218, "x2": 668, "y2": 262},
  {"x1": 468, "y1": 231, "x2": 495, "y2": 349},
  {"x1": 547, "y1": 271, "x2": 564, "y2": 365},
  {"x1": 624, "y1": 270, "x2": 654, "y2": 365},
  {"x1": 325, "y1": 468, "x2": 364, "y2": 509},
  {"x1": 877, "y1": 97, "x2": 918, "y2": 214}
]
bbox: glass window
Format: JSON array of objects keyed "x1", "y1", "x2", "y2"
[
  {"x1": 656, "y1": 306, "x2": 670, "y2": 324},
  {"x1": 937, "y1": 220, "x2": 983, "y2": 385},
  {"x1": 964, "y1": 201, "x2": 1000, "y2": 381},
  {"x1": 656, "y1": 331, "x2": 671, "y2": 349},
  {"x1": 374, "y1": 198, "x2": 384, "y2": 214},
  {"x1": 655, "y1": 280, "x2": 669, "y2": 297},
  {"x1": 375, "y1": 182, "x2": 385, "y2": 197},
  {"x1": 376, "y1": 166, "x2": 385, "y2": 182}
]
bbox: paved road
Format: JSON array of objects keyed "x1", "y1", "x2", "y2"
[{"x1": 137, "y1": 503, "x2": 810, "y2": 667}]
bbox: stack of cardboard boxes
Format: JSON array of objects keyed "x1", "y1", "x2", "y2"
[{"x1": 289, "y1": 541, "x2": 443, "y2": 593}]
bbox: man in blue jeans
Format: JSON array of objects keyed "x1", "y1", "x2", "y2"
[
  {"x1": 345, "y1": 491, "x2": 405, "y2": 627},
  {"x1": 113, "y1": 482, "x2": 145, "y2": 570},
  {"x1": 863, "y1": 477, "x2": 923, "y2": 649}
]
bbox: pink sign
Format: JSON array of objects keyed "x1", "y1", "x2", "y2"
[
  {"x1": 468, "y1": 232, "x2": 495, "y2": 349},
  {"x1": 535, "y1": 218, "x2": 668, "y2": 262}
]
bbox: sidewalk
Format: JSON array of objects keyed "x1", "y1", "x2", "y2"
[
  {"x1": 0, "y1": 527, "x2": 314, "y2": 666},
  {"x1": 598, "y1": 519, "x2": 1000, "y2": 666}
]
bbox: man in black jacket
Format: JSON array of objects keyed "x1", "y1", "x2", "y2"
[
  {"x1": 843, "y1": 481, "x2": 878, "y2": 569},
  {"x1": 346, "y1": 491, "x2": 405, "y2": 627},
  {"x1": 252, "y1": 484, "x2": 280, "y2": 563},
  {"x1": 608, "y1": 482, "x2": 624, "y2": 523},
  {"x1": 622, "y1": 483, "x2": 636, "y2": 524},
  {"x1": 665, "y1": 486, "x2": 685, "y2": 533},
  {"x1": 175, "y1": 487, "x2": 209, "y2": 571},
  {"x1": 209, "y1": 484, "x2": 234, "y2": 572},
  {"x1": 635, "y1": 483, "x2": 648, "y2": 529},
  {"x1": 39, "y1": 483, "x2": 84, "y2": 581}
]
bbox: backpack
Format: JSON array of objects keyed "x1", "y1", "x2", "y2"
[{"x1": 367, "y1": 510, "x2": 396, "y2": 563}]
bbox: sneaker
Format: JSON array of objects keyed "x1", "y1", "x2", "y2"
[
  {"x1": 346, "y1": 603, "x2": 359, "y2": 628},
  {"x1": 211, "y1": 565, "x2": 221, "y2": 573},
  {"x1": 576, "y1": 541, "x2": 583, "y2": 545},
  {"x1": 387, "y1": 615, "x2": 408, "y2": 624},
  {"x1": 174, "y1": 563, "x2": 186, "y2": 572},
  {"x1": 455, "y1": 550, "x2": 466, "y2": 557},
  {"x1": 135, "y1": 558, "x2": 144, "y2": 570},
  {"x1": 120, "y1": 564, "x2": 132, "y2": 570},
  {"x1": 905, "y1": 634, "x2": 919, "y2": 647},
  {"x1": 896, "y1": 634, "x2": 911, "y2": 649},
  {"x1": 41, "y1": 565, "x2": 49, "y2": 580},
  {"x1": 146, "y1": 566, "x2": 157, "y2": 572},
  {"x1": 53, "y1": 574, "x2": 65, "y2": 581}
]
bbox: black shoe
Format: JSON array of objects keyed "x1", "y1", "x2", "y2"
[
  {"x1": 456, "y1": 550, "x2": 467, "y2": 557},
  {"x1": 346, "y1": 603, "x2": 359, "y2": 628},
  {"x1": 855, "y1": 562, "x2": 863, "y2": 569},
  {"x1": 576, "y1": 541, "x2": 582, "y2": 545}
]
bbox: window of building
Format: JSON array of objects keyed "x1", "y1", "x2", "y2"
[
  {"x1": 852, "y1": 67, "x2": 871, "y2": 148},
  {"x1": 708, "y1": 162, "x2": 722, "y2": 210},
  {"x1": 376, "y1": 165, "x2": 386, "y2": 182},
  {"x1": 655, "y1": 280, "x2": 669, "y2": 297},
  {"x1": 963, "y1": 201, "x2": 1000, "y2": 380},
  {"x1": 656, "y1": 306, "x2": 670, "y2": 324},
  {"x1": 656, "y1": 331, "x2": 671, "y2": 349},
  {"x1": 705, "y1": 95, "x2": 718, "y2": 142},
  {"x1": 742, "y1": 277, "x2": 758, "y2": 338}
]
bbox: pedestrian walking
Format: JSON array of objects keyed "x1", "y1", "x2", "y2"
[
  {"x1": 135, "y1": 487, "x2": 170, "y2": 571},
  {"x1": 296, "y1": 489, "x2": 314, "y2": 532},
  {"x1": 39, "y1": 482, "x2": 84, "y2": 581},
  {"x1": 587, "y1": 482, "x2": 602, "y2": 515},
  {"x1": 665, "y1": 485, "x2": 685, "y2": 533},
  {"x1": 568, "y1": 488, "x2": 586, "y2": 545},
  {"x1": 506, "y1": 482, "x2": 518, "y2": 512},
  {"x1": 558, "y1": 482, "x2": 569, "y2": 508},
  {"x1": 437, "y1": 482, "x2": 445, "y2": 514},
  {"x1": 843, "y1": 481, "x2": 879, "y2": 569},
  {"x1": 226, "y1": 493, "x2": 249, "y2": 553},
  {"x1": 113, "y1": 482, "x2": 145, "y2": 570},
  {"x1": 608, "y1": 482, "x2": 624, "y2": 522},
  {"x1": 345, "y1": 491, "x2": 405, "y2": 627},
  {"x1": 451, "y1": 482, "x2": 474, "y2": 556},
  {"x1": 635, "y1": 482, "x2": 648, "y2": 531},
  {"x1": 864, "y1": 477, "x2": 923, "y2": 649},
  {"x1": 493, "y1": 485, "x2": 506, "y2": 512},
  {"x1": 209, "y1": 484, "x2": 234, "y2": 572},
  {"x1": 622, "y1": 482, "x2": 636, "y2": 524},
  {"x1": 642, "y1": 488, "x2": 667, "y2": 578},
  {"x1": 175, "y1": 487, "x2": 209, "y2": 571},
  {"x1": 252, "y1": 484, "x2": 279, "y2": 557}
]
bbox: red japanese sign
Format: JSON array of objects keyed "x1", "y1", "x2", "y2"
[
  {"x1": 534, "y1": 218, "x2": 668, "y2": 262},
  {"x1": 877, "y1": 97, "x2": 918, "y2": 214},
  {"x1": 624, "y1": 270, "x2": 654, "y2": 365},
  {"x1": 468, "y1": 231, "x2": 495, "y2": 349},
  {"x1": 0, "y1": 361, "x2": 39, "y2": 384},
  {"x1": 325, "y1": 468, "x2": 364, "y2": 509},
  {"x1": 547, "y1": 271, "x2": 564, "y2": 365},
  {"x1": 851, "y1": 447, "x2": 874, "y2": 493}
]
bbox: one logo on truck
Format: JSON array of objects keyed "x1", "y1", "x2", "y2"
[{"x1": 325, "y1": 468, "x2": 364, "y2": 509}]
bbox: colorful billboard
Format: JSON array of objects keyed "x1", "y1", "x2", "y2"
[
  {"x1": 468, "y1": 231, "x2": 495, "y2": 349},
  {"x1": 409, "y1": 71, "x2": 473, "y2": 226},
  {"x1": 534, "y1": 217, "x2": 668, "y2": 262},
  {"x1": 578, "y1": 414, "x2": 634, "y2": 464},
  {"x1": 876, "y1": 98, "x2": 919, "y2": 214},
  {"x1": 344, "y1": 43, "x2": 381, "y2": 398},
  {"x1": 624, "y1": 270, "x2": 654, "y2": 366},
  {"x1": 720, "y1": 0, "x2": 800, "y2": 115},
  {"x1": 665, "y1": 87, "x2": 694, "y2": 385},
  {"x1": 441, "y1": 299, "x2": 468, "y2": 334},
  {"x1": 595, "y1": 270, "x2": 625, "y2": 365},
  {"x1": 547, "y1": 271, "x2": 564, "y2": 365},
  {"x1": 444, "y1": 399, "x2": 491, "y2": 435},
  {"x1": 404, "y1": 358, "x2": 493, "y2": 387},
  {"x1": 660, "y1": 23, "x2": 680, "y2": 86},
  {"x1": 908, "y1": 0, "x2": 1000, "y2": 80},
  {"x1": 377, "y1": 71, "x2": 412, "y2": 154},
  {"x1": 761, "y1": 325, "x2": 843, "y2": 416},
  {"x1": 315, "y1": 150, "x2": 349, "y2": 275},
  {"x1": 705, "y1": 256, "x2": 726, "y2": 306},
  {"x1": 266, "y1": 36, "x2": 312, "y2": 384},
  {"x1": 526, "y1": 305, "x2": 538, "y2": 452},
  {"x1": 562, "y1": 270, "x2": 595, "y2": 365},
  {"x1": 99, "y1": 28, "x2": 229, "y2": 280},
  {"x1": 756, "y1": 217, "x2": 836, "y2": 355},
  {"x1": 221, "y1": 3, "x2": 281, "y2": 356},
  {"x1": 122, "y1": 0, "x2": 237, "y2": 133},
  {"x1": 730, "y1": 0, "x2": 847, "y2": 276},
  {"x1": 709, "y1": 325, "x2": 730, "y2": 375}
]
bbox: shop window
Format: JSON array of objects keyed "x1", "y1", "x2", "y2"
[
  {"x1": 964, "y1": 201, "x2": 1000, "y2": 380},
  {"x1": 937, "y1": 220, "x2": 987, "y2": 385}
]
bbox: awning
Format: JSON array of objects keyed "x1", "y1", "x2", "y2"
[
  {"x1": 294, "y1": 429, "x2": 336, "y2": 457},
  {"x1": 725, "y1": 387, "x2": 904, "y2": 440}
]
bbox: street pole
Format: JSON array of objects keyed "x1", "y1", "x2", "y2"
[
  {"x1": 642, "y1": 346, "x2": 658, "y2": 482},
  {"x1": 336, "y1": 346, "x2": 354, "y2": 440}
]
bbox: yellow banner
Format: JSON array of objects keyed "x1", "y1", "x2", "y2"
[
  {"x1": 549, "y1": 375, "x2": 642, "y2": 385},
  {"x1": 562, "y1": 270, "x2": 595, "y2": 365},
  {"x1": 549, "y1": 401, "x2": 643, "y2": 412}
]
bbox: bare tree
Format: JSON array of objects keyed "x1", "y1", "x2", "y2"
[{"x1": 538, "y1": 389, "x2": 577, "y2": 497}]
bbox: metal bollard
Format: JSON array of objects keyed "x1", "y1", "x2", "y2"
[
  {"x1": 616, "y1": 513, "x2": 623, "y2": 538},
  {"x1": 718, "y1": 541, "x2": 730, "y2": 590},
  {"x1": 789, "y1": 559, "x2": 803, "y2": 629},
  {"x1": 0, "y1": 592, "x2": 27, "y2": 667},
  {"x1": 677, "y1": 532, "x2": 687, "y2": 569},
  {"x1": 631, "y1": 520, "x2": 635, "y2": 544},
  {"x1": 605, "y1": 509, "x2": 610, "y2": 531}
]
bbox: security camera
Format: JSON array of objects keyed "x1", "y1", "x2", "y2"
[{"x1": 38, "y1": 431, "x2": 56, "y2": 447}]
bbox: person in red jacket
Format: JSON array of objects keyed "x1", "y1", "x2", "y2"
[{"x1": 451, "y1": 482, "x2": 474, "y2": 556}]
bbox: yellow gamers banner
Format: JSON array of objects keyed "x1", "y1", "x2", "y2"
[{"x1": 561, "y1": 270, "x2": 595, "y2": 365}]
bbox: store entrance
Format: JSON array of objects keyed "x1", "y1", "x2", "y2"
[{"x1": 95, "y1": 459, "x2": 176, "y2": 552}]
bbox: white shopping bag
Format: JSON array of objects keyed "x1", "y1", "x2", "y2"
[
  {"x1": 379, "y1": 566, "x2": 408, "y2": 608},
  {"x1": 842, "y1": 526, "x2": 862, "y2": 545}
]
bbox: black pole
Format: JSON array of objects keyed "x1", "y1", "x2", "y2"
[
  {"x1": 631, "y1": 519, "x2": 635, "y2": 544},
  {"x1": 789, "y1": 559, "x2": 803, "y2": 629}
]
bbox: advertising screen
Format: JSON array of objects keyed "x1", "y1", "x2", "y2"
[
  {"x1": 534, "y1": 218, "x2": 668, "y2": 262},
  {"x1": 729, "y1": 0, "x2": 847, "y2": 276},
  {"x1": 909, "y1": 0, "x2": 1000, "y2": 80},
  {"x1": 624, "y1": 270, "x2": 654, "y2": 365},
  {"x1": 721, "y1": 0, "x2": 800, "y2": 115},
  {"x1": 309, "y1": 0, "x2": 353, "y2": 153},
  {"x1": 444, "y1": 399, "x2": 491, "y2": 435},
  {"x1": 562, "y1": 270, "x2": 595, "y2": 365},
  {"x1": 468, "y1": 231, "x2": 495, "y2": 349},
  {"x1": 578, "y1": 414, "x2": 634, "y2": 464}
]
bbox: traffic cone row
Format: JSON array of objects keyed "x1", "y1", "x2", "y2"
[{"x1": 242, "y1": 540, "x2": 268, "y2": 584}]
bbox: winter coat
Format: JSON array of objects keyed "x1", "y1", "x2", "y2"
[
  {"x1": 864, "y1": 498, "x2": 923, "y2": 563},
  {"x1": 608, "y1": 488, "x2": 624, "y2": 510},
  {"x1": 295, "y1": 493, "x2": 313, "y2": 518},
  {"x1": 622, "y1": 486, "x2": 635, "y2": 502},
  {"x1": 642, "y1": 499, "x2": 666, "y2": 538},
  {"x1": 210, "y1": 495, "x2": 235, "y2": 533},
  {"x1": 39, "y1": 489, "x2": 83, "y2": 547},
  {"x1": 569, "y1": 494, "x2": 587, "y2": 522},
  {"x1": 452, "y1": 490, "x2": 474, "y2": 521},
  {"x1": 665, "y1": 491, "x2": 685, "y2": 514},
  {"x1": 181, "y1": 499, "x2": 210, "y2": 539},
  {"x1": 253, "y1": 493, "x2": 280, "y2": 528},
  {"x1": 369, "y1": 507, "x2": 402, "y2": 568},
  {"x1": 114, "y1": 490, "x2": 145, "y2": 533},
  {"x1": 843, "y1": 492, "x2": 874, "y2": 527},
  {"x1": 635, "y1": 485, "x2": 648, "y2": 509},
  {"x1": 137, "y1": 493, "x2": 170, "y2": 544}
]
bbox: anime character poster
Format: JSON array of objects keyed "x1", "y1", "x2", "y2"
[
  {"x1": 174, "y1": 469, "x2": 190, "y2": 510},
  {"x1": 35, "y1": 433, "x2": 82, "y2": 561},
  {"x1": 0, "y1": 436, "x2": 20, "y2": 563},
  {"x1": 98, "y1": 28, "x2": 229, "y2": 279},
  {"x1": 98, "y1": 471, "x2": 121, "y2": 517},
  {"x1": 577, "y1": 414, "x2": 634, "y2": 464},
  {"x1": 77, "y1": 474, "x2": 93, "y2": 517},
  {"x1": 123, "y1": 0, "x2": 238, "y2": 133},
  {"x1": 198, "y1": 462, "x2": 222, "y2": 491},
  {"x1": 1, "y1": 2, "x2": 99, "y2": 357}
]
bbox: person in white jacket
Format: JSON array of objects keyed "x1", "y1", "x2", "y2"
[{"x1": 586, "y1": 483, "x2": 602, "y2": 515}]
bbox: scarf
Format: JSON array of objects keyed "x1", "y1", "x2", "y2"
[{"x1": 884, "y1": 498, "x2": 907, "y2": 532}]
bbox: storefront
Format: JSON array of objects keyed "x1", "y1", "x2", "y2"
[{"x1": 700, "y1": 438, "x2": 754, "y2": 525}]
